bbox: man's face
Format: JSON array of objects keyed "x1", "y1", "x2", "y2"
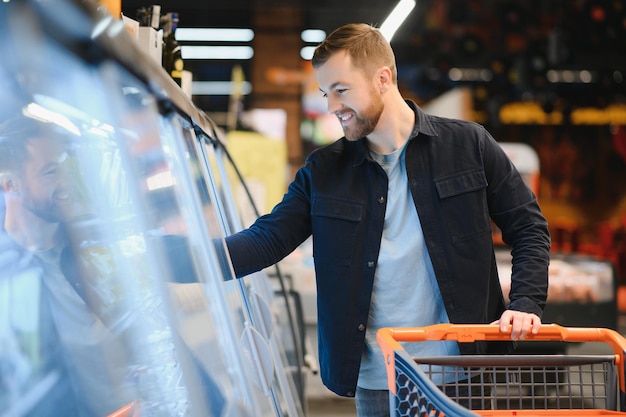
[
  {"x1": 18, "y1": 137, "x2": 76, "y2": 223},
  {"x1": 315, "y1": 50, "x2": 384, "y2": 140}
]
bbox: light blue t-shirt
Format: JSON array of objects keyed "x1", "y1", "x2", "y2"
[
  {"x1": 36, "y1": 245, "x2": 134, "y2": 414},
  {"x1": 357, "y1": 140, "x2": 460, "y2": 390}
]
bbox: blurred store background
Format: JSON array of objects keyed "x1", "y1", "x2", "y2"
[{"x1": 116, "y1": 0, "x2": 626, "y2": 297}]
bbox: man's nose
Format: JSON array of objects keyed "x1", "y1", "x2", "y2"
[
  {"x1": 326, "y1": 95, "x2": 341, "y2": 114},
  {"x1": 57, "y1": 159, "x2": 78, "y2": 189},
  {"x1": 56, "y1": 174, "x2": 74, "y2": 197},
  {"x1": 58, "y1": 163, "x2": 73, "y2": 182}
]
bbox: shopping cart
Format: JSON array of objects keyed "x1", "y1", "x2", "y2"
[{"x1": 376, "y1": 324, "x2": 626, "y2": 416}]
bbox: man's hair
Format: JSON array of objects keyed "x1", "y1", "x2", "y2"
[
  {"x1": 0, "y1": 116, "x2": 43, "y2": 174},
  {"x1": 311, "y1": 23, "x2": 397, "y2": 84}
]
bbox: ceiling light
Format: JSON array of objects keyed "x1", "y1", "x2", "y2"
[
  {"x1": 175, "y1": 28, "x2": 254, "y2": 42},
  {"x1": 300, "y1": 46, "x2": 316, "y2": 60},
  {"x1": 301, "y1": 29, "x2": 326, "y2": 43},
  {"x1": 380, "y1": 0, "x2": 416, "y2": 42},
  {"x1": 192, "y1": 81, "x2": 252, "y2": 96},
  {"x1": 546, "y1": 69, "x2": 596, "y2": 83},
  {"x1": 22, "y1": 103, "x2": 81, "y2": 136},
  {"x1": 448, "y1": 67, "x2": 493, "y2": 82},
  {"x1": 181, "y1": 46, "x2": 254, "y2": 60},
  {"x1": 146, "y1": 171, "x2": 175, "y2": 191}
]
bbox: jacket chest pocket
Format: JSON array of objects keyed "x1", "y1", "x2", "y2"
[
  {"x1": 311, "y1": 196, "x2": 363, "y2": 266},
  {"x1": 435, "y1": 170, "x2": 491, "y2": 243}
]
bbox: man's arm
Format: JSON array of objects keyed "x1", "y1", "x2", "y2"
[
  {"x1": 226, "y1": 166, "x2": 313, "y2": 278},
  {"x1": 481, "y1": 130, "x2": 551, "y2": 338}
]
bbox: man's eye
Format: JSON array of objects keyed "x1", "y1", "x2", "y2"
[{"x1": 336, "y1": 89, "x2": 347, "y2": 95}]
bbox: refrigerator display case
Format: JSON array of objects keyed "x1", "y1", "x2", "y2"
[
  {"x1": 0, "y1": 1, "x2": 304, "y2": 416},
  {"x1": 497, "y1": 251, "x2": 617, "y2": 329}
]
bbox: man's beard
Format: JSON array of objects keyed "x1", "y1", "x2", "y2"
[
  {"x1": 22, "y1": 189, "x2": 71, "y2": 224},
  {"x1": 342, "y1": 93, "x2": 384, "y2": 141}
]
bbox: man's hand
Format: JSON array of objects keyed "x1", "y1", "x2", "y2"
[{"x1": 491, "y1": 310, "x2": 541, "y2": 340}]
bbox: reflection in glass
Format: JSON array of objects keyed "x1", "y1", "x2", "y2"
[{"x1": 1, "y1": 0, "x2": 305, "y2": 416}]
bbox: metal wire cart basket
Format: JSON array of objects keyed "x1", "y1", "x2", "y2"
[{"x1": 376, "y1": 324, "x2": 626, "y2": 416}]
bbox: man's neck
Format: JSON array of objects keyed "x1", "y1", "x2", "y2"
[
  {"x1": 4, "y1": 204, "x2": 61, "y2": 251},
  {"x1": 366, "y1": 96, "x2": 415, "y2": 155}
]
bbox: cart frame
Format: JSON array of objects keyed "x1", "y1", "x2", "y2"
[{"x1": 376, "y1": 324, "x2": 626, "y2": 416}]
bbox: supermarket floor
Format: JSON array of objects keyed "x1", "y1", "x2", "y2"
[
  {"x1": 306, "y1": 396, "x2": 357, "y2": 417},
  {"x1": 303, "y1": 317, "x2": 626, "y2": 417}
]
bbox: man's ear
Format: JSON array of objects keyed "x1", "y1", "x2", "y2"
[
  {"x1": 376, "y1": 66, "x2": 393, "y2": 93},
  {"x1": 0, "y1": 173, "x2": 18, "y2": 193}
]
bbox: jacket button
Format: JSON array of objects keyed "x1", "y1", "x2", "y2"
[
  {"x1": 378, "y1": 196, "x2": 385, "y2": 204},
  {"x1": 358, "y1": 324, "x2": 365, "y2": 331},
  {"x1": 367, "y1": 261, "x2": 375, "y2": 268}
]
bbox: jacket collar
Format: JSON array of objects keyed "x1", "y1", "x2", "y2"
[
  {"x1": 353, "y1": 99, "x2": 439, "y2": 167},
  {"x1": 407, "y1": 99, "x2": 439, "y2": 137}
]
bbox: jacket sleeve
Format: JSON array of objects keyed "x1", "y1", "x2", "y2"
[
  {"x1": 225, "y1": 165, "x2": 313, "y2": 278},
  {"x1": 481, "y1": 129, "x2": 551, "y2": 316}
]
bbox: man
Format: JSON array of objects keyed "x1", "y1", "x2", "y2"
[
  {"x1": 0, "y1": 114, "x2": 231, "y2": 417},
  {"x1": 226, "y1": 23, "x2": 550, "y2": 416},
  {"x1": 0, "y1": 117, "x2": 133, "y2": 416}
]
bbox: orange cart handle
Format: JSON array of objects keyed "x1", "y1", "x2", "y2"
[
  {"x1": 382, "y1": 323, "x2": 626, "y2": 346},
  {"x1": 376, "y1": 324, "x2": 626, "y2": 395}
]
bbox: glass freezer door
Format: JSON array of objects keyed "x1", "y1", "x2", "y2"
[
  {"x1": 0, "y1": 0, "x2": 303, "y2": 416},
  {"x1": 194, "y1": 134, "x2": 307, "y2": 417},
  {"x1": 153, "y1": 112, "x2": 280, "y2": 417}
]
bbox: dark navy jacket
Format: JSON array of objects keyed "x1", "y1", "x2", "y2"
[{"x1": 225, "y1": 101, "x2": 550, "y2": 397}]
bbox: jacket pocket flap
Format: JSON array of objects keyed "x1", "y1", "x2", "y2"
[
  {"x1": 312, "y1": 196, "x2": 363, "y2": 221},
  {"x1": 435, "y1": 170, "x2": 487, "y2": 199}
]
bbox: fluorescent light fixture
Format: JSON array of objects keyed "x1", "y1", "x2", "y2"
[
  {"x1": 192, "y1": 81, "x2": 252, "y2": 96},
  {"x1": 176, "y1": 28, "x2": 254, "y2": 42},
  {"x1": 300, "y1": 46, "x2": 316, "y2": 60},
  {"x1": 181, "y1": 46, "x2": 254, "y2": 60},
  {"x1": 546, "y1": 69, "x2": 595, "y2": 83},
  {"x1": 380, "y1": 0, "x2": 416, "y2": 42},
  {"x1": 448, "y1": 67, "x2": 493, "y2": 82},
  {"x1": 146, "y1": 171, "x2": 175, "y2": 191},
  {"x1": 301, "y1": 29, "x2": 326, "y2": 43},
  {"x1": 22, "y1": 103, "x2": 81, "y2": 136}
]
